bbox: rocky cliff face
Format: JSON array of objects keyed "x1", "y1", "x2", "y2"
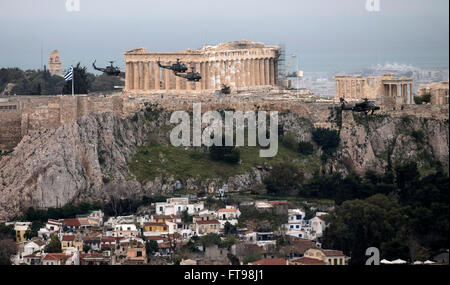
[{"x1": 0, "y1": 108, "x2": 448, "y2": 220}]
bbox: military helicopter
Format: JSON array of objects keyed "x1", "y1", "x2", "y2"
[
  {"x1": 340, "y1": 98, "x2": 381, "y2": 115},
  {"x1": 92, "y1": 60, "x2": 121, "y2": 76},
  {"x1": 157, "y1": 59, "x2": 188, "y2": 73},
  {"x1": 174, "y1": 67, "x2": 202, "y2": 82}
]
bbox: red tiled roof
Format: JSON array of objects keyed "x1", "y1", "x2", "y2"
[
  {"x1": 62, "y1": 235, "x2": 75, "y2": 241},
  {"x1": 64, "y1": 219, "x2": 81, "y2": 227},
  {"x1": 290, "y1": 257, "x2": 327, "y2": 265},
  {"x1": 196, "y1": 220, "x2": 220, "y2": 225},
  {"x1": 81, "y1": 253, "x2": 104, "y2": 259},
  {"x1": 144, "y1": 222, "x2": 168, "y2": 227},
  {"x1": 101, "y1": 237, "x2": 116, "y2": 243},
  {"x1": 250, "y1": 258, "x2": 287, "y2": 266},
  {"x1": 43, "y1": 253, "x2": 71, "y2": 261}
]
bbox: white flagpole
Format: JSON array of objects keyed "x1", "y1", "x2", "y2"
[{"x1": 71, "y1": 66, "x2": 74, "y2": 96}]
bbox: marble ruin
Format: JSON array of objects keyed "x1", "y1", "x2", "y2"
[
  {"x1": 123, "y1": 40, "x2": 280, "y2": 92},
  {"x1": 418, "y1": 81, "x2": 449, "y2": 105},
  {"x1": 48, "y1": 50, "x2": 64, "y2": 77},
  {"x1": 335, "y1": 73, "x2": 414, "y2": 105}
]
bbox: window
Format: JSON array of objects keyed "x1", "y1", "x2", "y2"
[
  {"x1": 334, "y1": 259, "x2": 338, "y2": 265},
  {"x1": 290, "y1": 225, "x2": 294, "y2": 229},
  {"x1": 137, "y1": 251, "x2": 142, "y2": 257},
  {"x1": 296, "y1": 225, "x2": 299, "y2": 229},
  {"x1": 296, "y1": 215, "x2": 302, "y2": 220}
]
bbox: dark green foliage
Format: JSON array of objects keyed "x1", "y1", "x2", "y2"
[
  {"x1": 414, "y1": 93, "x2": 431, "y2": 104},
  {"x1": 0, "y1": 68, "x2": 65, "y2": 95},
  {"x1": 45, "y1": 235, "x2": 62, "y2": 253},
  {"x1": 312, "y1": 128, "x2": 340, "y2": 156},
  {"x1": 263, "y1": 162, "x2": 303, "y2": 196},
  {"x1": 221, "y1": 84, "x2": 231, "y2": 94},
  {"x1": 411, "y1": 129, "x2": 425, "y2": 144},
  {"x1": 24, "y1": 221, "x2": 44, "y2": 240},
  {"x1": 89, "y1": 74, "x2": 123, "y2": 93},
  {"x1": 243, "y1": 252, "x2": 263, "y2": 264},
  {"x1": 298, "y1": 141, "x2": 314, "y2": 155},
  {"x1": 62, "y1": 63, "x2": 89, "y2": 95},
  {"x1": 83, "y1": 244, "x2": 91, "y2": 253},
  {"x1": 224, "y1": 222, "x2": 236, "y2": 235},
  {"x1": 198, "y1": 233, "x2": 222, "y2": 248},
  {"x1": 322, "y1": 194, "x2": 408, "y2": 265},
  {"x1": 181, "y1": 209, "x2": 193, "y2": 223},
  {"x1": 209, "y1": 143, "x2": 240, "y2": 165},
  {"x1": 0, "y1": 224, "x2": 15, "y2": 240},
  {"x1": 281, "y1": 132, "x2": 298, "y2": 151},
  {"x1": 145, "y1": 240, "x2": 159, "y2": 256},
  {"x1": 23, "y1": 202, "x2": 101, "y2": 222},
  {"x1": 321, "y1": 164, "x2": 449, "y2": 264},
  {"x1": 102, "y1": 176, "x2": 111, "y2": 184},
  {"x1": 238, "y1": 205, "x2": 288, "y2": 232},
  {"x1": 0, "y1": 239, "x2": 17, "y2": 265}
]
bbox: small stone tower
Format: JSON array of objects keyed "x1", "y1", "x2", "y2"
[{"x1": 48, "y1": 50, "x2": 63, "y2": 77}]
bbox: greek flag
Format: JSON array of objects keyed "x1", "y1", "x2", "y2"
[{"x1": 64, "y1": 67, "x2": 73, "y2": 82}]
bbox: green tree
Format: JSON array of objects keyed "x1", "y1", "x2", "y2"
[
  {"x1": 0, "y1": 239, "x2": 17, "y2": 265},
  {"x1": 62, "y1": 63, "x2": 89, "y2": 95},
  {"x1": 322, "y1": 194, "x2": 408, "y2": 265},
  {"x1": 281, "y1": 132, "x2": 298, "y2": 151},
  {"x1": 181, "y1": 209, "x2": 193, "y2": 223},
  {"x1": 312, "y1": 128, "x2": 340, "y2": 156},
  {"x1": 264, "y1": 162, "x2": 303, "y2": 196},
  {"x1": 83, "y1": 244, "x2": 91, "y2": 253},
  {"x1": 198, "y1": 233, "x2": 222, "y2": 248},
  {"x1": 45, "y1": 235, "x2": 62, "y2": 253},
  {"x1": 298, "y1": 141, "x2": 314, "y2": 155},
  {"x1": 145, "y1": 240, "x2": 158, "y2": 256}
]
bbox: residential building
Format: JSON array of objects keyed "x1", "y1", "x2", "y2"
[{"x1": 303, "y1": 248, "x2": 349, "y2": 265}]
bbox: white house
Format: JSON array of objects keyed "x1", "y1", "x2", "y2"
[
  {"x1": 154, "y1": 197, "x2": 204, "y2": 216},
  {"x1": 310, "y1": 214, "x2": 327, "y2": 238},
  {"x1": 283, "y1": 208, "x2": 307, "y2": 239},
  {"x1": 113, "y1": 224, "x2": 139, "y2": 238},
  {"x1": 217, "y1": 206, "x2": 241, "y2": 220}
]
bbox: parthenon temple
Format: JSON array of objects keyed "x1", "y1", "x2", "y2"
[
  {"x1": 335, "y1": 73, "x2": 414, "y2": 105},
  {"x1": 123, "y1": 40, "x2": 280, "y2": 92}
]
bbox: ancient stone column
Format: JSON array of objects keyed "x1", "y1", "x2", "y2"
[
  {"x1": 195, "y1": 62, "x2": 201, "y2": 91},
  {"x1": 231, "y1": 60, "x2": 237, "y2": 88},
  {"x1": 164, "y1": 62, "x2": 170, "y2": 90},
  {"x1": 254, "y1": 59, "x2": 260, "y2": 86},
  {"x1": 133, "y1": 62, "x2": 140, "y2": 90},
  {"x1": 259, "y1": 59, "x2": 265, "y2": 86},
  {"x1": 204, "y1": 62, "x2": 210, "y2": 90},
  {"x1": 126, "y1": 62, "x2": 133, "y2": 90},
  {"x1": 220, "y1": 60, "x2": 227, "y2": 87},
  {"x1": 409, "y1": 84, "x2": 413, "y2": 104},
  {"x1": 269, "y1": 58, "x2": 274, "y2": 86},
  {"x1": 215, "y1": 61, "x2": 221, "y2": 89},
  {"x1": 264, "y1": 58, "x2": 270, "y2": 86},
  {"x1": 138, "y1": 62, "x2": 144, "y2": 90},
  {"x1": 274, "y1": 59, "x2": 278, "y2": 85},
  {"x1": 200, "y1": 62, "x2": 206, "y2": 90},
  {"x1": 143, "y1": 62, "x2": 150, "y2": 91},
  {"x1": 153, "y1": 61, "x2": 160, "y2": 90}
]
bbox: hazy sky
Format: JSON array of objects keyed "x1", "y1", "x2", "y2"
[{"x1": 0, "y1": 0, "x2": 448, "y2": 72}]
